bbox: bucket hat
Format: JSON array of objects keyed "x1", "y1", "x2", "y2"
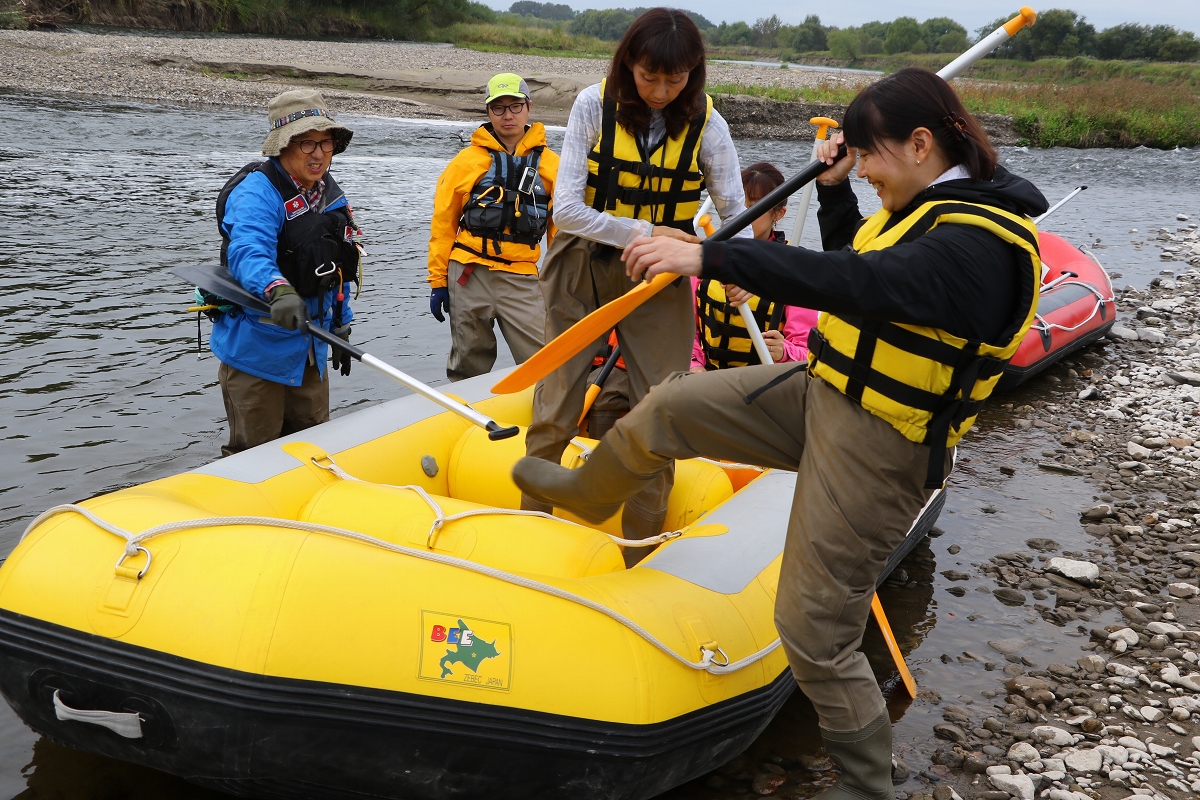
[
  {"x1": 261, "y1": 89, "x2": 353, "y2": 157},
  {"x1": 485, "y1": 73, "x2": 531, "y2": 105}
]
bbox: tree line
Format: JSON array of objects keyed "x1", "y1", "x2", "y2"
[{"x1": 506, "y1": 2, "x2": 1200, "y2": 63}]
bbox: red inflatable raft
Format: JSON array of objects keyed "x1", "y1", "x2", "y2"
[{"x1": 997, "y1": 231, "x2": 1115, "y2": 390}]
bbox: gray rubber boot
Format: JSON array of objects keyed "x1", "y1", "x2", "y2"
[
  {"x1": 816, "y1": 713, "x2": 896, "y2": 800},
  {"x1": 512, "y1": 446, "x2": 653, "y2": 525}
]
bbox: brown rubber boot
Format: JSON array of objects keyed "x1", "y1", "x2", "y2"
[
  {"x1": 512, "y1": 446, "x2": 654, "y2": 525},
  {"x1": 815, "y1": 713, "x2": 896, "y2": 800},
  {"x1": 620, "y1": 498, "x2": 667, "y2": 567}
]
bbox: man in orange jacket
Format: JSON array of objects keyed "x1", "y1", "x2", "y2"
[{"x1": 427, "y1": 73, "x2": 559, "y2": 381}]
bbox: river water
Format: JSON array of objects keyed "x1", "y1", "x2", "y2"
[{"x1": 1, "y1": 90, "x2": 1199, "y2": 798}]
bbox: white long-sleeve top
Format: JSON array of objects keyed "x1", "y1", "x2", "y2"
[{"x1": 552, "y1": 83, "x2": 751, "y2": 247}]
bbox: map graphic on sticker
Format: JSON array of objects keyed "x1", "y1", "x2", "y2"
[{"x1": 419, "y1": 611, "x2": 513, "y2": 691}]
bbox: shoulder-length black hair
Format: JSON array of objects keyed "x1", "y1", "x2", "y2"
[
  {"x1": 843, "y1": 67, "x2": 997, "y2": 181},
  {"x1": 607, "y1": 8, "x2": 707, "y2": 140}
]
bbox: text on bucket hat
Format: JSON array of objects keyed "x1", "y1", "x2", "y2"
[
  {"x1": 261, "y1": 89, "x2": 353, "y2": 158},
  {"x1": 485, "y1": 73, "x2": 530, "y2": 105}
]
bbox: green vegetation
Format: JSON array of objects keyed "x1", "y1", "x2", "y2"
[
  {"x1": 18, "y1": 0, "x2": 497, "y2": 39},
  {"x1": 978, "y1": 10, "x2": 1200, "y2": 62},
  {"x1": 708, "y1": 73, "x2": 1200, "y2": 149}
]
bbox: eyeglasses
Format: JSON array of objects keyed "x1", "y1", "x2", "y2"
[
  {"x1": 295, "y1": 139, "x2": 336, "y2": 154},
  {"x1": 488, "y1": 101, "x2": 528, "y2": 117}
]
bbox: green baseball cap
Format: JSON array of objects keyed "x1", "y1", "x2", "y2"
[{"x1": 485, "y1": 73, "x2": 531, "y2": 105}]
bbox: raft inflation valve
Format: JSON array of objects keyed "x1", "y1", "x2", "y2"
[{"x1": 421, "y1": 455, "x2": 439, "y2": 478}]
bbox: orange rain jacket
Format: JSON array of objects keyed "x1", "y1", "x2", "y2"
[{"x1": 427, "y1": 123, "x2": 560, "y2": 288}]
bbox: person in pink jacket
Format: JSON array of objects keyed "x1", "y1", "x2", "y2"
[{"x1": 691, "y1": 162, "x2": 819, "y2": 371}]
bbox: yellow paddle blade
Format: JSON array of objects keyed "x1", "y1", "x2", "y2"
[
  {"x1": 872, "y1": 594, "x2": 917, "y2": 698},
  {"x1": 491, "y1": 271, "x2": 678, "y2": 394},
  {"x1": 578, "y1": 383, "x2": 603, "y2": 427}
]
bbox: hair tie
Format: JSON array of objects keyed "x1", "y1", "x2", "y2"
[{"x1": 941, "y1": 112, "x2": 969, "y2": 142}]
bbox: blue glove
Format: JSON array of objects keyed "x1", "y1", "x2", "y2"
[{"x1": 430, "y1": 287, "x2": 450, "y2": 323}]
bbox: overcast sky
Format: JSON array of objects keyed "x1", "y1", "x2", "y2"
[{"x1": 493, "y1": 1, "x2": 1200, "y2": 34}]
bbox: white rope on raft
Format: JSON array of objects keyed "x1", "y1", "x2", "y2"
[
  {"x1": 1032, "y1": 280, "x2": 1115, "y2": 334},
  {"x1": 307, "y1": 454, "x2": 681, "y2": 549},
  {"x1": 22, "y1": 500, "x2": 781, "y2": 676}
]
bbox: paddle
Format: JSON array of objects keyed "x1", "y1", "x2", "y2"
[
  {"x1": 172, "y1": 264, "x2": 519, "y2": 441},
  {"x1": 872, "y1": 594, "x2": 918, "y2": 698},
  {"x1": 1034, "y1": 185, "x2": 1087, "y2": 225},
  {"x1": 491, "y1": 150, "x2": 846, "y2": 394},
  {"x1": 577, "y1": 343, "x2": 622, "y2": 427},
  {"x1": 788, "y1": 117, "x2": 840, "y2": 248}
]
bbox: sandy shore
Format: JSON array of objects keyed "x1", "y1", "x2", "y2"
[{"x1": 0, "y1": 28, "x2": 886, "y2": 138}]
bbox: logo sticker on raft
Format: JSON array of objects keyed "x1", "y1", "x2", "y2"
[{"x1": 419, "y1": 611, "x2": 512, "y2": 691}]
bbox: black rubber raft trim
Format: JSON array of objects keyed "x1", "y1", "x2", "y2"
[
  {"x1": 0, "y1": 607, "x2": 794, "y2": 800},
  {"x1": 996, "y1": 319, "x2": 1114, "y2": 393}
]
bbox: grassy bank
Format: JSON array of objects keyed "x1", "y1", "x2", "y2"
[
  {"x1": 709, "y1": 73, "x2": 1200, "y2": 149},
  {"x1": 437, "y1": 22, "x2": 612, "y2": 57}
]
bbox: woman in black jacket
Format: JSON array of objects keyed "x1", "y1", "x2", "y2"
[{"x1": 515, "y1": 68, "x2": 1048, "y2": 800}]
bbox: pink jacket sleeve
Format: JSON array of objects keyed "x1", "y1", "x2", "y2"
[
  {"x1": 778, "y1": 306, "x2": 819, "y2": 363},
  {"x1": 690, "y1": 277, "x2": 707, "y2": 370}
]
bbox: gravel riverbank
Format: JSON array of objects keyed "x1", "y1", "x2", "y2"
[
  {"x1": 867, "y1": 218, "x2": 1200, "y2": 800},
  {"x1": 0, "y1": 28, "x2": 881, "y2": 137}
]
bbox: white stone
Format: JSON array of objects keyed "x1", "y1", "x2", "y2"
[
  {"x1": 1113, "y1": 639, "x2": 1128, "y2": 654},
  {"x1": 1165, "y1": 665, "x2": 1200, "y2": 692},
  {"x1": 1049, "y1": 791, "x2": 1075, "y2": 800},
  {"x1": 1147, "y1": 621, "x2": 1182, "y2": 635},
  {"x1": 1141, "y1": 706, "x2": 1165, "y2": 722},
  {"x1": 1128, "y1": 442, "x2": 1154, "y2": 459},
  {"x1": 991, "y1": 772, "x2": 1037, "y2": 800},
  {"x1": 1110, "y1": 628, "x2": 1140, "y2": 645},
  {"x1": 1042, "y1": 759, "x2": 1065, "y2": 773},
  {"x1": 1148, "y1": 742, "x2": 1176, "y2": 757},
  {"x1": 1140, "y1": 328, "x2": 1167, "y2": 344},
  {"x1": 1034, "y1": 726, "x2": 1075, "y2": 746},
  {"x1": 1109, "y1": 663, "x2": 1141, "y2": 678},
  {"x1": 989, "y1": 765, "x2": 1014, "y2": 776},
  {"x1": 1111, "y1": 324, "x2": 1140, "y2": 341},
  {"x1": 1046, "y1": 558, "x2": 1100, "y2": 585},
  {"x1": 1098, "y1": 745, "x2": 1130, "y2": 764},
  {"x1": 1170, "y1": 583, "x2": 1200, "y2": 598},
  {"x1": 1011, "y1": 742, "x2": 1042, "y2": 762},
  {"x1": 1064, "y1": 748, "x2": 1104, "y2": 773},
  {"x1": 1119, "y1": 737, "x2": 1149, "y2": 753},
  {"x1": 1123, "y1": 706, "x2": 1146, "y2": 722}
]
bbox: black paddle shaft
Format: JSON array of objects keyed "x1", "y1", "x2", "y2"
[{"x1": 707, "y1": 145, "x2": 847, "y2": 243}]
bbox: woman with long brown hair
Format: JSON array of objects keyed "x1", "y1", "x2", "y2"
[
  {"x1": 522, "y1": 7, "x2": 749, "y2": 561},
  {"x1": 517, "y1": 68, "x2": 1049, "y2": 798}
]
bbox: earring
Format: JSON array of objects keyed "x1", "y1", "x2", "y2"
[{"x1": 917, "y1": 160, "x2": 922, "y2": 165}]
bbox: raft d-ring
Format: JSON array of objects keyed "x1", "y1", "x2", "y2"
[
  {"x1": 700, "y1": 642, "x2": 730, "y2": 667},
  {"x1": 115, "y1": 546, "x2": 152, "y2": 580}
]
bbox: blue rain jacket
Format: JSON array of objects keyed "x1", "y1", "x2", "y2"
[{"x1": 210, "y1": 160, "x2": 355, "y2": 386}]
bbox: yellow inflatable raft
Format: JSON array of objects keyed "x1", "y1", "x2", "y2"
[{"x1": 0, "y1": 369, "x2": 944, "y2": 799}]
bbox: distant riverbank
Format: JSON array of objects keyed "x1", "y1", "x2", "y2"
[{"x1": 0, "y1": 27, "x2": 1194, "y2": 147}]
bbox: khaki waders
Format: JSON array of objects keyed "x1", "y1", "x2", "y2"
[
  {"x1": 523, "y1": 233, "x2": 693, "y2": 557},
  {"x1": 446, "y1": 259, "x2": 546, "y2": 382},
  {"x1": 218, "y1": 361, "x2": 329, "y2": 457}
]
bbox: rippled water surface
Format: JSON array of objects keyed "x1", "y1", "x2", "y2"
[{"x1": 1, "y1": 91, "x2": 1199, "y2": 798}]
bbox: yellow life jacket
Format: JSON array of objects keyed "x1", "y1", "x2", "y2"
[
  {"x1": 585, "y1": 79, "x2": 711, "y2": 232},
  {"x1": 696, "y1": 279, "x2": 786, "y2": 369},
  {"x1": 807, "y1": 200, "x2": 1041, "y2": 488}
]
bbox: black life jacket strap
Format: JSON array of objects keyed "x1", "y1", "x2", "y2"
[
  {"x1": 451, "y1": 240, "x2": 519, "y2": 265},
  {"x1": 743, "y1": 363, "x2": 807, "y2": 405}
]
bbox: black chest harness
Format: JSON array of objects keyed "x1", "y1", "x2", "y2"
[
  {"x1": 455, "y1": 142, "x2": 551, "y2": 264},
  {"x1": 696, "y1": 279, "x2": 786, "y2": 369},
  {"x1": 216, "y1": 159, "x2": 361, "y2": 299}
]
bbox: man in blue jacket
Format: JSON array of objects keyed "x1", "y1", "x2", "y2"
[{"x1": 211, "y1": 89, "x2": 362, "y2": 456}]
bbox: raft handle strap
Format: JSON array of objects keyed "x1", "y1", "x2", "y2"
[
  {"x1": 24, "y1": 503, "x2": 778, "y2": 676},
  {"x1": 53, "y1": 690, "x2": 144, "y2": 739}
]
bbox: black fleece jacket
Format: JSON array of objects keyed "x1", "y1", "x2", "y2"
[{"x1": 700, "y1": 166, "x2": 1049, "y2": 343}]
